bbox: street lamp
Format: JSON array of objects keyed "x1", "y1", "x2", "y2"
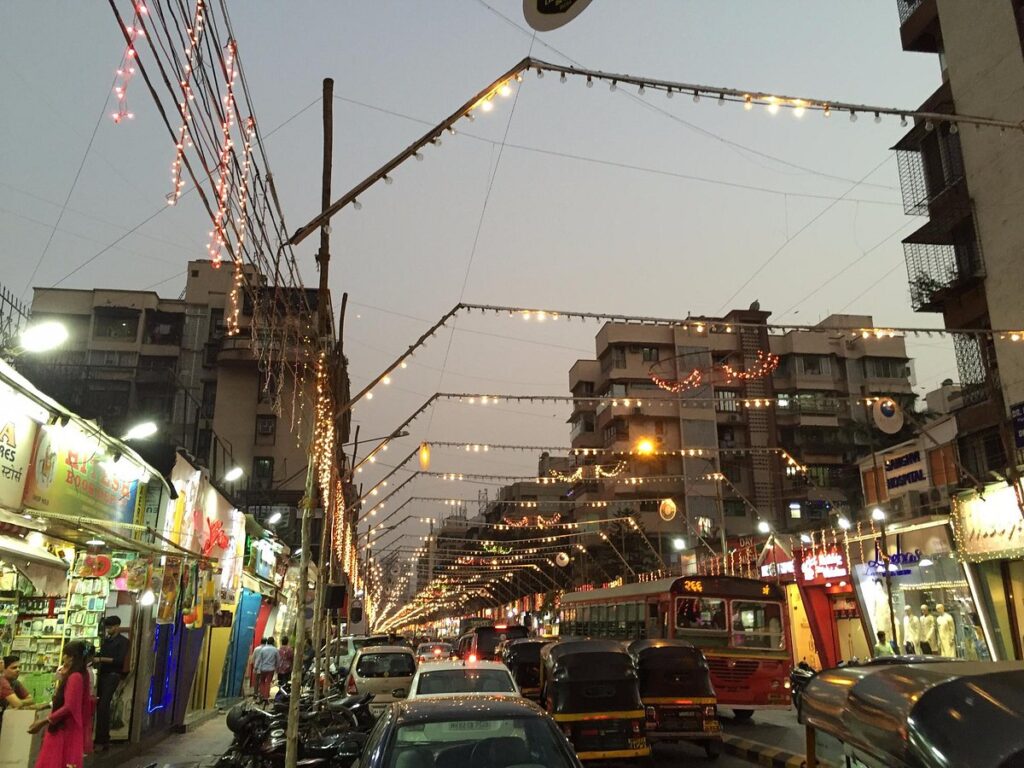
[
  {"x1": 267, "y1": 511, "x2": 282, "y2": 525},
  {"x1": 122, "y1": 421, "x2": 158, "y2": 441},
  {"x1": 672, "y1": 537, "x2": 687, "y2": 551},
  {"x1": 223, "y1": 466, "x2": 244, "y2": 482},
  {"x1": 18, "y1": 321, "x2": 69, "y2": 354},
  {"x1": 837, "y1": 516, "x2": 852, "y2": 530},
  {"x1": 634, "y1": 438, "x2": 656, "y2": 456},
  {"x1": 757, "y1": 520, "x2": 771, "y2": 535},
  {"x1": 871, "y1": 507, "x2": 886, "y2": 522}
]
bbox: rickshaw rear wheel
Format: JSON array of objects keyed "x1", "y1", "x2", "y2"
[
  {"x1": 732, "y1": 709, "x2": 754, "y2": 721},
  {"x1": 704, "y1": 740, "x2": 722, "y2": 759}
]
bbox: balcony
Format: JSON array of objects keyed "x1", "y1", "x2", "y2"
[
  {"x1": 896, "y1": 0, "x2": 940, "y2": 53},
  {"x1": 904, "y1": 235, "x2": 985, "y2": 312},
  {"x1": 952, "y1": 333, "x2": 994, "y2": 407},
  {"x1": 894, "y1": 117, "x2": 965, "y2": 217}
]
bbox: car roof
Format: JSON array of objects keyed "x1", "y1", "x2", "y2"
[
  {"x1": 394, "y1": 695, "x2": 546, "y2": 724},
  {"x1": 415, "y1": 660, "x2": 509, "y2": 672},
  {"x1": 354, "y1": 645, "x2": 414, "y2": 655}
]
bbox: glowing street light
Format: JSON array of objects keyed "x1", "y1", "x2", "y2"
[
  {"x1": 757, "y1": 520, "x2": 771, "y2": 535},
  {"x1": 837, "y1": 516, "x2": 852, "y2": 530},
  {"x1": 19, "y1": 321, "x2": 69, "y2": 353},
  {"x1": 267, "y1": 511, "x2": 282, "y2": 525},
  {"x1": 223, "y1": 466, "x2": 244, "y2": 482},
  {"x1": 122, "y1": 421, "x2": 158, "y2": 441},
  {"x1": 871, "y1": 507, "x2": 886, "y2": 522},
  {"x1": 672, "y1": 537, "x2": 687, "y2": 551},
  {"x1": 634, "y1": 438, "x2": 656, "y2": 456}
]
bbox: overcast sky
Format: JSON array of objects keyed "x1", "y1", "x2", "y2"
[{"x1": 1, "y1": 2, "x2": 950, "y2": 545}]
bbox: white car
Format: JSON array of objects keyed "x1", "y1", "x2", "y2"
[
  {"x1": 346, "y1": 645, "x2": 418, "y2": 715},
  {"x1": 406, "y1": 659, "x2": 520, "y2": 700}
]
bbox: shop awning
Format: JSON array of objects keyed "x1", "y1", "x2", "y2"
[{"x1": 0, "y1": 533, "x2": 68, "y2": 570}]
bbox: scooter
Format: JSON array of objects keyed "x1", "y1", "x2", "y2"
[{"x1": 790, "y1": 661, "x2": 817, "y2": 713}]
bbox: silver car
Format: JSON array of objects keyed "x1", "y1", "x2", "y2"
[{"x1": 346, "y1": 645, "x2": 417, "y2": 716}]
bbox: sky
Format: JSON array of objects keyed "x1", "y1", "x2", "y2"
[{"x1": 1, "y1": 1, "x2": 951, "y2": 551}]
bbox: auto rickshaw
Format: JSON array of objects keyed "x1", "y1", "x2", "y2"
[
  {"x1": 800, "y1": 660, "x2": 1024, "y2": 767},
  {"x1": 628, "y1": 639, "x2": 722, "y2": 759},
  {"x1": 539, "y1": 638, "x2": 651, "y2": 762},
  {"x1": 500, "y1": 637, "x2": 551, "y2": 701}
]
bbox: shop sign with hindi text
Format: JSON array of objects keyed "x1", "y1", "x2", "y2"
[
  {"x1": 0, "y1": 385, "x2": 39, "y2": 510},
  {"x1": 22, "y1": 423, "x2": 141, "y2": 523}
]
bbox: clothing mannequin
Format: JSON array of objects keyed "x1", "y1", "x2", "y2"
[
  {"x1": 936, "y1": 603, "x2": 956, "y2": 657},
  {"x1": 919, "y1": 605, "x2": 936, "y2": 654},
  {"x1": 902, "y1": 605, "x2": 920, "y2": 655},
  {"x1": 872, "y1": 581, "x2": 892, "y2": 640}
]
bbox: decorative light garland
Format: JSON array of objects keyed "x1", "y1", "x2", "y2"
[
  {"x1": 111, "y1": 3, "x2": 147, "y2": 123},
  {"x1": 166, "y1": 0, "x2": 205, "y2": 204},
  {"x1": 650, "y1": 349, "x2": 779, "y2": 394},
  {"x1": 205, "y1": 38, "x2": 239, "y2": 269},
  {"x1": 500, "y1": 513, "x2": 562, "y2": 529}
]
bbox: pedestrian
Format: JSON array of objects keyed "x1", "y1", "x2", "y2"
[
  {"x1": 251, "y1": 637, "x2": 279, "y2": 700},
  {"x1": 28, "y1": 641, "x2": 94, "y2": 768},
  {"x1": 93, "y1": 616, "x2": 129, "y2": 751},
  {"x1": 2, "y1": 655, "x2": 35, "y2": 710},
  {"x1": 303, "y1": 634, "x2": 314, "y2": 671},
  {"x1": 277, "y1": 637, "x2": 294, "y2": 689},
  {"x1": 873, "y1": 630, "x2": 894, "y2": 657}
]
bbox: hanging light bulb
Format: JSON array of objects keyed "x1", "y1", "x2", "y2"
[
  {"x1": 718, "y1": 93, "x2": 725, "y2": 107},
  {"x1": 666, "y1": 88, "x2": 674, "y2": 98},
  {"x1": 414, "y1": 151, "x2": 423, "y2": 160},
  {"x1": 560, "y1": 71, "x2": 567, "y2": 83},
  {"x1": 481, "y1": 100, "x2": 494, "y2": 112},
  {"x1": 353, "y1": 199, "x2": 362, "y2": 211},
  {"x1": 900, "y1": 114, "x2": 908, "y2": 127},
  {"x1": 849, "y1": 110, "x2": 858, "y2": 122},
  {"x1": 140, "y1": 589, "x2": 156, "y2": 606},
  {"x1": 638, "y1": 84, "x2": 646, "y2": 95},
  {"x1": 609, "y1": 80, "x2": 617, "y2": 92},
  {"x1": 874, "y1": 112, "x2": 882, "y2": 123},
  {"x1": 384, "y1": 175, "x2": 393, "y2": 185},
  {"x1": 692, "y1": 91, "x2": 701, "y2": 103},
  {"x1": 743, "y1": 94, "x2": 753, "y2": 111},
  {"x1": 949, "y1": 122, "x2": 959, "y2": 134}
]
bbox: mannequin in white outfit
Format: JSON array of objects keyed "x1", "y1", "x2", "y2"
[
  {"x1": 919, "y1": 605, "x2": 936, "y2": 654},
  {"x1": 936, "y1": 603, "x2": 956, "y2": 657},
  {"x1": 902, "y1": 605, "x2": 920, "y2": 655}
]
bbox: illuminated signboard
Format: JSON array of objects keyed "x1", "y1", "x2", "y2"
[
  {"x1": 760, "y1": 559, "x2": 795, "y2": 579},
  {"x1": 797, "y1": 548, "x2": 849, "y2": 585}
]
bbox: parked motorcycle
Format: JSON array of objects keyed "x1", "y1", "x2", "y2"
[
  {"x1": 790, "y1": 661, "x2": 817, "y2": 714},
  {"x1": 217, "y1": 694, "x2": 376, "y2": 768}
]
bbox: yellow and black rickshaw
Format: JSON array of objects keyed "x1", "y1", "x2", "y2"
[
  {"x1": 539, "y1": 638, "x2": 650, "y2": 762},
  {"x1": 500, "y1": 637, "x2": 550, "y2": 702},
  {"x1": 628, "y1": 639, "x2": 722, "y2": 759}
]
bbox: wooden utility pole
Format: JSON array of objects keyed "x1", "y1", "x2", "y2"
[{"x1": 286, "y1": 76, "x2": 333, "y2": 768}]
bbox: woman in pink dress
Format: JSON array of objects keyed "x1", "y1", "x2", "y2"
[{"x1": 29, "y1": 641, "x2": 94, "y2": 768}]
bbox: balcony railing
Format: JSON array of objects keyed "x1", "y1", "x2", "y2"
[
  {"x1": 952, "y1": 334, "x2": 993, "y2": 407},
  {"x1": 895, "y1": 128, "x2": 965, "y2": 216}
]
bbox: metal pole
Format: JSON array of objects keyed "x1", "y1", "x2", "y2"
[{"x1": 286, "y1": 76, "x2": 333, "y2": 768}]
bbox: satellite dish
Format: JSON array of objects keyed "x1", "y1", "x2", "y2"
[
  {"x1": 659, "y1": 498, "x2": 677, "y2": 522},
  {"x1": 872, "y1": 398, "x2": 905, "y2": 435},
  {"x1": 555, "y1": 552, "x2": 570, "y2": 567},
  {"x1": 523, "y1": 0, "x2": 593, "y2": 31}
]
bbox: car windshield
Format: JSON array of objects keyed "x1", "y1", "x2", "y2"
[
  {"x1": 388, "y1": 716, "x2": 574, "y2": 768},
  {"x1": 415, "y1": 669, "x2": 515, "y2": 696},
  {"x1": 356, "y1": 652, "x2": 416, "y2": 678},
  {"x1": 417, "y1": 643, "x2": 452, "y2": 656}
]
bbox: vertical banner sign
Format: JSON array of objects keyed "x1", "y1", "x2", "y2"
[{"x1": 523, "y1": 0, "x2": 593, "y2": 31}]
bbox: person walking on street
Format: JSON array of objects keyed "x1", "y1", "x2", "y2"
[
  {"x1": 276, "y1": 637, "x2": 294, "y2": 689},
  {"x1": 252, "y1": 637, "x2": 279, "y2": 700},
  {"x1": 93, "y1": 616, "x2": 129, "y2": 751},
  {"x1": 873, "y1": 630, "x2": 894, "y2": 658},
  {"x1": 29, "y1": 641, "x2": 94, "y2": 768}
]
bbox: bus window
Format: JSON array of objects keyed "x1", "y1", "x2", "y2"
[
  {"x1": 731, "y1": 601, "x2": 785, "y2": 649},
  {"x1": 593, "y1": 604, "x2": 607, "y2": 636},
  {"x1": 623, "y1": 602, "x2": 637, "y2": 638},
  {"x1": 614, "y1": 603, "x2": 626, "y2": 634},
  {"x1": 675, "y1": 597, "x2": 728, "y2": 632},
  {"x1": 579, "y1": 605, "x2": 590, "y2": 635}
]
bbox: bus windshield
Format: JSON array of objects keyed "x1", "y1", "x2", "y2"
[
  {"x1": 729, "y1": 600, "x2": 785, "y2": 649},
  {"x1": 675, "y1": 597, "x2": 728, "y2": 633}
]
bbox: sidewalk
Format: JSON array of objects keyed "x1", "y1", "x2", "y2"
[{"x1": 87, "y1": 715, "x2": 232, "y2": 768}]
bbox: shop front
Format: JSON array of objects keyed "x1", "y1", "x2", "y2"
[
  {"x1": 792, "y1": 545, "x2": 868, "y2": 667},
  {"x1": 848, "y1": 517, "x2": 991, "y2": 660},
  {"x1": 951, "y1": 481, "x2": 1024, "y2": 661}
]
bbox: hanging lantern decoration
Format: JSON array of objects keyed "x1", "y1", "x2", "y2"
[
  {"x1": 555, "y1": 552, "x2": 570, "y2": 568},
  {"x1": 418, "y1": 442, "x2": 431, "y2": 471},
  {"x1": 659, "y1": 498, "x2": 677, "y2": 522}
]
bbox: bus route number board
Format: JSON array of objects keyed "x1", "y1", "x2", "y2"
[{"x1": 682, "y1": 580, "x2": 703, "y2": 593}]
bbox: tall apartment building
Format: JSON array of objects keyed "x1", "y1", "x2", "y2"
[
  {"x1": 567, "y1": 310, "x2": 914, "y2": 543},
  {"x1": 21, "y1": 260, "x2": 336, "y2": 552},
  {"x1": 894, "y1": 0, "x2": 1024, "y2": 477}
]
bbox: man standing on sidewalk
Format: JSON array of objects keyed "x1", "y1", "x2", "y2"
[
  {"x1": 276, "y1": 637, "x2": 294, "y2": 689},
  {"x1": 252, "y1": 637, "x2": 279, "y2": 701},
  {"x1": 94, "y1": 616, "x2": 130, "y2": 751}
]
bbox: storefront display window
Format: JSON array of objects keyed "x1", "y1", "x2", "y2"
[{"x1": 850, "y1": 521, "x2": 990, "y2": 660}]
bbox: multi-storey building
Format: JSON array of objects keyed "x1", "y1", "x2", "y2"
[
  {"x1": 21, "y1": 260, "x2": 336, "y2": 552},
  {"x1": 567, "y1": 310, "x2": 915, "y2": 544},
  {"x1": 894, "y1": 0, "x2": 1024, "y2": 479}
]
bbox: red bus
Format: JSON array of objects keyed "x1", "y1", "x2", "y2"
[{"x1": 559, "y1": 576, "x2": 791, "y2": 717}]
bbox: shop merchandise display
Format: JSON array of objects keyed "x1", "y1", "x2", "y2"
[
  {"x1": 901, "y1": 605, "x2": 920, "y2": 655},
  {"x1": 935, "y1": 604, "x2": 956, "y2": 658},
  {"x1": 919, "y1": 605, "x2": 936, "y2": 654}
]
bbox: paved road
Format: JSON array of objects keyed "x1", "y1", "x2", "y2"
[{"x1": 721, "y1": 707, "x2": 805, "y2": 754}]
